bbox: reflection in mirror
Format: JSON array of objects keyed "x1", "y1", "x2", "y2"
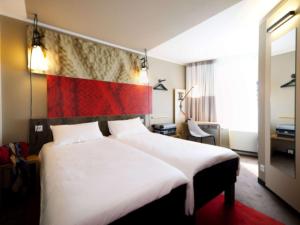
[{"x1": 270, "y1": 28, "x2": 296, "y2": 178}]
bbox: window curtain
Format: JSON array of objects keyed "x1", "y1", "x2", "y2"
[
  {"x1": 214, "y1": 54, "x2": 258, "y2": 133},
  {"x1": 185, "y1": 61, "x2": 216, "y2": 122},
  {"x1": 214, "y1": 54, "x2": 258, "y2": 151}
]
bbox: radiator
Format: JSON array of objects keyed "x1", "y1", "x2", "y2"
[{"x1": 229, "y1": 130, "x2": 258, "y2": 152}]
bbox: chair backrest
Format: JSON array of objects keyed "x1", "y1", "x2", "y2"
[{"x1": 187, "y1": 119, "x2": 210, "y2": 137}]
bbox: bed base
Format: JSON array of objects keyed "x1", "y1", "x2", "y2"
[
  {"x1": 112, "y1": 158, "x2": 239, "y2": 225},
  {"x1": 194, "y1": 157, "x2": 239, "y2": 209}
]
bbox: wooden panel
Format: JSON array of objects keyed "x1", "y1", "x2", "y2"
[{"x1": 29, "y1": 115, "x2": 146, "y2": 154}]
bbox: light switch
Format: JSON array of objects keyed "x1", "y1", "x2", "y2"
[
  {"x1": 259, "y1": 164, "x2": 265, "y2": 172},
  {"x1": 35, "y1": 125, "x2": 43, "y2": 132},
  {"x1": 287, "y1": 149, "x2": 294, "y2": 155}
]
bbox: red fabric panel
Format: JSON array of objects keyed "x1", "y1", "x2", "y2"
[
  {"x1": 47, "y1": 75, "x2": 152, "y2": 118},
  {"x1": 196, "y1": 195, "x2": 284, "y2": 225}
]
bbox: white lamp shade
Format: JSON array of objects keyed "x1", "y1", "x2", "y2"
[
  {"x1": 140, "y1": 68, "x2": 149, "y2": 84},
  {"x1": 28, "y1": 45, "x2": 48, "y2": 73}
]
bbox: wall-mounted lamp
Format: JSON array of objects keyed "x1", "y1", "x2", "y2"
[
  {"x1": 28, "y1": 14, "x2": 48, "y2": 73},
  {"x1": 267, "y1": 11, "x2": 296, "y2": 33},
  {"x1": 140, "y1": 49, "x2": 149, "y2": 84},
  {"x1": 28, "y1": 14, "x2": 48, "y2": 119},
  {"x1": 179, "y1": 85, "x2": 198, "y2": 114}
]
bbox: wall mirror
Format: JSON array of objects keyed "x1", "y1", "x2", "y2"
[{"x1": 270, "y1": 28, "x2": 296, "y2": 178}]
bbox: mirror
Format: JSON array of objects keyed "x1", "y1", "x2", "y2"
[{"x1": 270, "y1": 28, "x2": 296, "y2": 178}]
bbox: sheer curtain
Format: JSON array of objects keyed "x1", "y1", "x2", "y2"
[
  {"x1": 186, "y1": 61, "x2": 216, "y2": 121},
  {"x1": 214, "y1": 54, "x2": 258, "y2": 151},
  {"x1": 214, "y1": 54, "x2": 258, "y2": 132}
]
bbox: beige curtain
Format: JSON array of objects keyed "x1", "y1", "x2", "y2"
[{"x1": 185, "y1": 60, "x2": 216, "y2": 122}]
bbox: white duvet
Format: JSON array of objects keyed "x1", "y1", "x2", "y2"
[
  {"x1": 39, "y1": 137, "x2": 188, "y2": 225},
  {"x1": 111, "y1": 132, "x2": 239, "y2": 215}
]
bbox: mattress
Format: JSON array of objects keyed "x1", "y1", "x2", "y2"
[
  {"x1": 39, "y1": 137, "x2": 188, "y2": 225},
  {"x1": 110, "y1": 132, "x2": 239, "y2": 215}
]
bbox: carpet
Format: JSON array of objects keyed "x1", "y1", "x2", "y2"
[{"x1": 196, "y1": 195, "x2": 284, "y2": 225}]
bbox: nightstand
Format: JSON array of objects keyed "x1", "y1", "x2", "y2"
[{"x1": 0, "y1": 154, "x2": 40, "y2": 207}]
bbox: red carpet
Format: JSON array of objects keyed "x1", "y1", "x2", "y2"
[{"x1": 196, "y1": 195, "x2": 284, "y2": 225}]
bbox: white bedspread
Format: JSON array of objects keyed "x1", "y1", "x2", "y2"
[
  {"x1": 39, "y1": 137, "x2": 187, "y2": 225},
  {"x1": 111, "y1": 132, "x2": 239, "y2": 215}
]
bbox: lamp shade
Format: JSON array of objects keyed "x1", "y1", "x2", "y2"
[
  {"x1": 140, "y1": 68, "x2": 149, "y2": 84},
  {"x1": 28, "y1": 45, "x2": 48, "y2": 73}
]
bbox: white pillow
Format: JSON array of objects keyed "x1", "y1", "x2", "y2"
[
  {"x1": 50, "y1": 121, "x2": 103, "y2": 145},
  {"x1": 108, "y1": 117, "x2": 149, "y2": 138}
]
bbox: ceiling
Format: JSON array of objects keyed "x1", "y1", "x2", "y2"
[
  {"x1": 24, "y1": 0, "x2": 240, "y2": 52},
  {"x1": 0, "y1": 0, "x2": 26, "y2": 19},
  {"x1": 149, "y1": 0, "x2": 281, "y2": 64},
  {"x1": 1, "y1": 0, "x2": 280, "y2": 64}
]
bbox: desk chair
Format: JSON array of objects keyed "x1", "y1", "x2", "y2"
[{"x1": 187, "y1": 119, "x2": 216, "y2": 145}]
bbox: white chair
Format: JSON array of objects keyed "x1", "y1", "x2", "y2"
[{"x1": 187, "y1": 119, "x2": 216, "y2": 145}]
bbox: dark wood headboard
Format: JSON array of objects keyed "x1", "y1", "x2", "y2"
[{"x1": 29, "y1": 114, "x2": 146, "y2": 154}]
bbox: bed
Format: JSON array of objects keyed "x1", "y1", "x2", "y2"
[
  {"x1": 107, "y1": 117, "x2": 240, "y2": 216},
  {"x1": 30, "y1": 117, "x2": 188, "y2": 225},
  {"x1": 30, "y1": 115, "x2": 239, "y2": 220}
]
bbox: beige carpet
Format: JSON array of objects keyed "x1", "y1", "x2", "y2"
[{"x1": 236, "y1": 156, "x2": 300, "y2": 225}]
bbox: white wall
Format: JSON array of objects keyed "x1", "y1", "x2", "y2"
[{"x1": 148, "y1": 57, "x2": 185, "y2": 125}]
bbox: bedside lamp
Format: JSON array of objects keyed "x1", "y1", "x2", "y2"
[
  {"x1": 140, "y1": 68, "x2": 149, "y2": 84},
  {"x1": 28, "y1": 14, "x2": 48, "y2": 119},
  {"x1": 28, "y1": 14, "x2": 48, "y2": 73},
  {"x1": 139, "y1": 49, "x2": 151, "y2": 126},
  {"x1": 139, "y1": 49, "x2": 149, "y2": 84}
]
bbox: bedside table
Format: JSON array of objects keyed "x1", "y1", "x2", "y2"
[
  {"x1": 0, "y1": 154, "x2": 40, "y2": 207},
  {"x1": 0, "y1": 154, "x2": 40, "y2": 178},
  {"x1": 25, "y1": 155, "x2": 40, "y2": 189}
]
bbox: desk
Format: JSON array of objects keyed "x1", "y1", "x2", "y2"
[
  {"x1": 271, "y1": 134, "x2": 295, "y2": 155},
  {"x1": 195, "y1": 121, "x2": 221, "y2": 145},
  {"x1": 0, "y1": 154, "x2": 39, "y2": 169},
  {"x1": 271, "y1": 134, "x2": 294, "y2": 142}
]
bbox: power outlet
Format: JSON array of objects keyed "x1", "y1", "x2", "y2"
[
  {"x1": 287, "y1": 149, "x2": 294, "y2": 155},
  {"x1": 259, "y1": 164, "x2": 265, "y2": 172},
  {"x1": 35, "y1": 125, "x2": 43, "y2": 132}
]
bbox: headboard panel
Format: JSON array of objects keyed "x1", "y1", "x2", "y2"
[{"x1": 29, "y1": 114, "x2": 146, "y2": 154}]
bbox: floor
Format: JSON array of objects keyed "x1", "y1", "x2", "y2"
[
  {"x1": 0, "y1": 156, "x2": 299, "y2": 225},
  {"x1": 236, "y1": 156, "x2": 300, "y2": 225}
]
